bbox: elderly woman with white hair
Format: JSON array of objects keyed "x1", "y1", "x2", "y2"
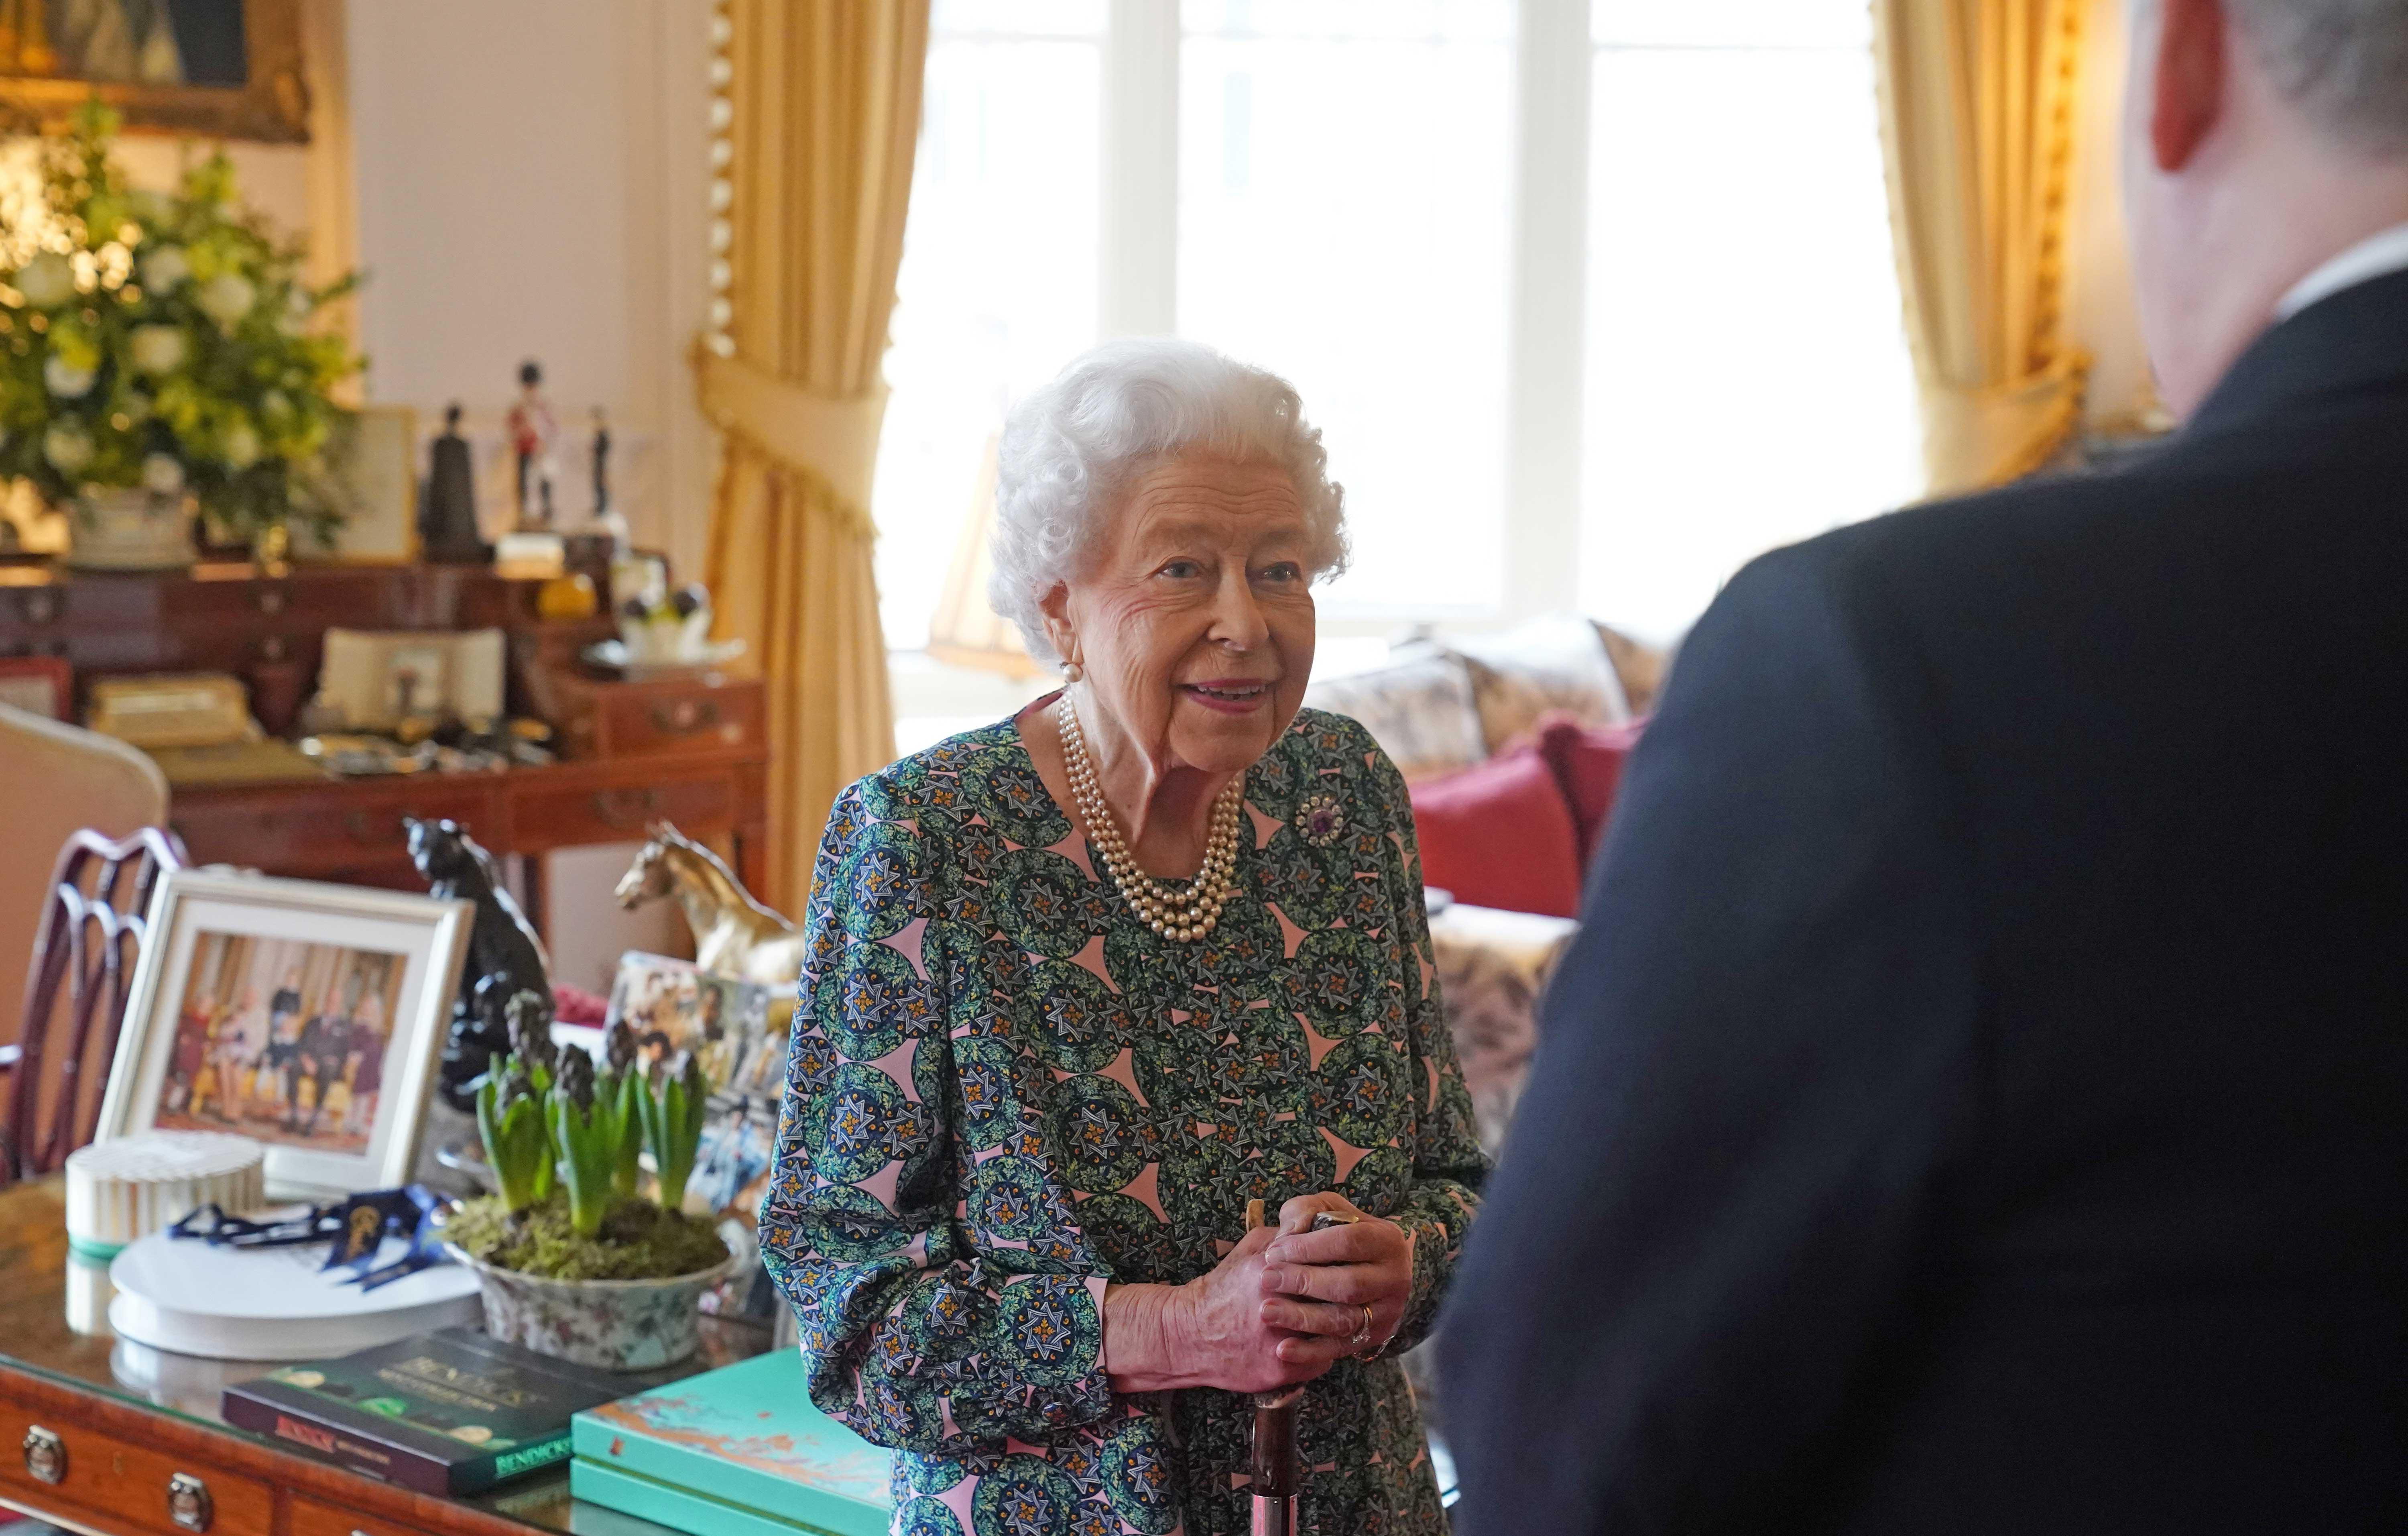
[{"x1": 760, "y1": 338, "x2": 1485, "y2": 1535}]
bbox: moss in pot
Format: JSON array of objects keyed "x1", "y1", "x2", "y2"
[{"x1": 445, "y1": 1023, "x2": 732, "y2": 1370}]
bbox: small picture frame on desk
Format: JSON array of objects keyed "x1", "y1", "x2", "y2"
[
  {"x1": 98, "y1": 870, "x2": 474, "y2": 1200},
  {"x1": 0, "y1": 654, "x2": 71, "y2": 719},
  {"x1": 296, "y1": 405, "x2": 421, "y2": 564}
]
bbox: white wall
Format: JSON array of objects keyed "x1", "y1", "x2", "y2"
[
  {"x1": 340, "y1": 0, "x2": 721, "y2": 976},
  {"x1": 345, "y1": 0, "x2": 718, "y2": 577}
]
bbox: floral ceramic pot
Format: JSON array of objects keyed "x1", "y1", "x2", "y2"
[
  {"x1": 445, "y1": 1246, "x2": 739, "y2": 1372},
  {"x1": 66, "y1": 487, "x2": 195, "y2": 572}
]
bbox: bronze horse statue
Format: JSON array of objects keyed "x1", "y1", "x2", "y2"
[{"x1": 616, "y1": 822, "x2": 805, "y2": 992}]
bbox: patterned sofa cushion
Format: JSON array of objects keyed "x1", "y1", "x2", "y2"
[
  {"x1": 1448, "y1": 613, "x2": 1633, "y2": 753},
  {"x1": 1596, "y1": 623, "x2": 1670, "y2": 717},
  {"x1": 1301, "y1": 646, "x2": 1487, "y2": 782}
]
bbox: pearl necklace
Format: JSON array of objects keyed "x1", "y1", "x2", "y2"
[{"x1": 1054, "y1": 694, "x2": 1243, "y2": 942}]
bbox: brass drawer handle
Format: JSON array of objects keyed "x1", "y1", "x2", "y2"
[
  {"x1": 167, "y1": 1470, "x2": 213, "y2": 1532},
  {"x1": 649, "y1": 699, "x2": 721, "y2": 734},
  {"x1": 592, "y1": 788, "x2": 663, "y2": 830},
  {"x1": 22, "y1": 1424, "x2": 65, "y2": 1484}
]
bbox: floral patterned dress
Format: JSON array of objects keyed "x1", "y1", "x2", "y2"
[{"x1": 761, "y1": 707, "x2": 1488, "y2": 1536}]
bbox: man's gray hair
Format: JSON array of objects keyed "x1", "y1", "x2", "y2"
[
  {"x1": 2231, "y1": 0, "x2": 2408, "y2": 156},
  {"x1": 989, "y1": 337, "x2": 1348, "y2": 666}
]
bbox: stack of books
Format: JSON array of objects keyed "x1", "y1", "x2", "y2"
[{"x1": 571, "y1": 1349, "x2": 891, "y2": 1536}]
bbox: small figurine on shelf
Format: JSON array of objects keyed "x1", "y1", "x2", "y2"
[
  {"x1": 506, "y1": 361, "x2": 559, "y2": 530},
  {"x1": 420, "y1": 404, "x2": 489, "y2": 562},
  {"x1": 586, "y1": 405, "x2": 630, "y2": 554}
]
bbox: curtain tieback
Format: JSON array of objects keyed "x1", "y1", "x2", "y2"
[
  {"x1": 696, "y1": 348, "x2": 890, "y2": 523},
  {"x1": 1922, "y1": 348, "x2": 2092, "y2": 491}
]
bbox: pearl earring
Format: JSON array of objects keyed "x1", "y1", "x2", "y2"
[{"x1": 1063, "y1": 659, "x2": 1084, "y2": 683}]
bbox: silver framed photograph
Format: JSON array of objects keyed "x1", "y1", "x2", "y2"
[{"x1": 99, "y1": 870, "x2": 474, "y2": 1199}]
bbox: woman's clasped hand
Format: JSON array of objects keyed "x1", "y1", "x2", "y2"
[
  {"x1": 1101, "y1": 1193, "x2": 1414, "y2": 1397},
  {"x1": 1258, "y1": 1193, "x2": 1415, "y2": 1366}
]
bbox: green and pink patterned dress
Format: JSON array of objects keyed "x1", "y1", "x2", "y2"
[{"x1": 761, "y1": 707, "x2": 1487, "y2": 1536}]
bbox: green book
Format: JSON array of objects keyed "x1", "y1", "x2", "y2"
[
  {"x1": 571, "y1": 1350, "x2": 891, "y2": 1536},
  {"x1": 223, "y1": 1327, "x2": 628, "y2": 1495}
]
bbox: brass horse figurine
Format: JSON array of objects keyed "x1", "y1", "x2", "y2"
[{"x1": 615, "y1": 822, "x2": 807, "y2": 992}]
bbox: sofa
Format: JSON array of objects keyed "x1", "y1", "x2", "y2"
[{"x1": 1300, "y1": 615, "x2": 1664, "y2": 1150}]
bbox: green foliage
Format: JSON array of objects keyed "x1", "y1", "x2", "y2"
[
  {"x1": 0, "y1": 100, "x2": 365, "y2": 543},
  {"x1": 549, "y1": 1049, "x2": 624, "y2": 1238},
  {"x1": 445, "y1": 1192, "x2": 728, "y2": 1283},
  {"x1": 638, "y1": 1053, "x2": 710, "y2": 1214},
  {"x1": 596, "y1": 1020, "x2": 644, "y2": 1198},
  {"x1": 603, "y1": 1066, "x2": 646, "y2": 1199},
  {"x1": 474, "y1": 1057, "x2": 554, "y2": 1214}
]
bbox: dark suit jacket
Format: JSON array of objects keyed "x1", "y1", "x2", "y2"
[{"x1": 1437, "y1": 268, "x2": 2408, "y2": 1534}]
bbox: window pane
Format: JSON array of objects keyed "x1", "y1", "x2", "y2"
[
  {"x1": 1593, "y1": 0, "x2": 1871, "y2": 51},
  {"x1": 1580, "y1": 45, "x2": 1919, "y2": 641},
  {"x1": 871, "y1": 30, "x2": 1102, "y2": 650},
  {"x1": 934, "y1": 0, "x2": 1103, "y2": 35},
  {"x1": 1178, "y1": 0, "x2": 1515, "y2": 614}
]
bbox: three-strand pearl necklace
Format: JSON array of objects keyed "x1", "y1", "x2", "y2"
[{"x1": 1054, "y1": 694, "x2": 1243, "y2": 943}]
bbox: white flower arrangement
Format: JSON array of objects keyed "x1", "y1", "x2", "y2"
[{"x1": 0, "y1": 103, "x2": 363, "y2": 545}]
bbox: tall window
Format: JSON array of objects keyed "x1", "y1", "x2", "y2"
[
  {"x1": 873, "y1": 2, "x2": 1104, "y2": 651},
  {"x1": 1580, "y1": 0, "x2": 1920, "y2": 639},
  {"x1": 872, "y1": 0, "x2": 1916, "y2": 669},
  {"x1": 1179, "y1": 2, "x2": 1515, "y2": 614}
]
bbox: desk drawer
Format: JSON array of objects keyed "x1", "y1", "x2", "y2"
[
  {"x1": 288, "y1": 1491, "x2": 444, "y2": 1536},
  {"x1": 174, "y1": 782, "x2": 496, "y2": 874},
  {"x1": 512, "y1": 771, "x2": 736, "y2": 849},
  {"x1": 1, "y1": 1402, "x2": 273, "y2": 1536},
  {"x1": 596, "y1": 680, "x2": 761, "y2": 759}
]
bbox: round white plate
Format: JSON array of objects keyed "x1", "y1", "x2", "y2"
[{"x1": 108, "y1": 1228, "x2": 482, "y2": 1361}]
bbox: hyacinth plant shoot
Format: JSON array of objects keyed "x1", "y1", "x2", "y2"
[
  {"x1": 449, "y1": 1021, "x2": 726, "y2": 1283},
  {"x1": 0, "y1": 101, "x2": 362, "y2": 544},
  {"x1": 636, "y1": 1051, "x2": 709, "y2": 1213}
]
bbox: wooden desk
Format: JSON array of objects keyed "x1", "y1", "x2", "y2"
[
  {"x1": 0, "y1": 1179, "x2": 772, "y2": 1536},
  {"x1": 0, "y1": 562, "x2": 772, "y2": 940},
  {"x1": 168, "y1": 748, "x2": 770, "y2": 939}
]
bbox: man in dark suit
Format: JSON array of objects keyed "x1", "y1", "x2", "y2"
[{"x1": 1437, "y1": 0, "x2": 2408, "y2": 1530}]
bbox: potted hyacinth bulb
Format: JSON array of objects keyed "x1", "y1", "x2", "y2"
[{"x1": 443, "y1": 1011, "x2": 734, "y2": 1372}]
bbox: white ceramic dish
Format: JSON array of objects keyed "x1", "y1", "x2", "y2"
[{"x1": 107, "y1": 1226, "x2": 482, "y2": 1361}]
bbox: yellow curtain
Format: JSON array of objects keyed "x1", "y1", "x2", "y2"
[
  {"x1": 1875, "y1": 0, "x2": 2091, "y2": 495},
  {"x1": 700, "y1": 0, "x2": 930, "y2": 915}
]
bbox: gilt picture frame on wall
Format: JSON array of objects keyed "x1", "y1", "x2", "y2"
[
  {"x1": 0, "y1": 0, "x2": 309, "y2": 144},
  {"x1": 98, "y1": 870, "x2": 472, "y2": 1198}
]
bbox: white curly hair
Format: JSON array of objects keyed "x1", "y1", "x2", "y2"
[{"x1": 988, "y1": 337, "x2": 1348, "y2": 666}]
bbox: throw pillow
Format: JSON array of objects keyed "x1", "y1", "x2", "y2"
[
  {"x1": 1303, "y1": 646, "x2": 1488, "y2": 782},
  {"x1": 1408, "y1": 745, "x2": 1585, "y2": 919},
  {"x1": 1534, "y1": 712, "x2": 1648, "y2": 867},
  {"x1": 1449, "y1": 613, "x2": 1633, "y2": 753}
]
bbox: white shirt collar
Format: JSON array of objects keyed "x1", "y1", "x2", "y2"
[{"x1": 2277, "y1": 220, "x2": 2408, "y2": 320}]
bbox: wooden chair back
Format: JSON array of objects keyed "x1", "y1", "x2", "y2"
[{"x1": 3, "y1": 827, "x2": 187, "y2": 1184}]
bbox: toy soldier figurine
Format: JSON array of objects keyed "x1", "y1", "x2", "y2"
[
  {"x1": 506, "y1": 360, "x2": 559, "y2": 529},
  {"x1": 419, "y1": 403, "x2": 488, "y2": 562},
  {"x1": 591, "y1": 405, "x2": 612, "y2": 519}
]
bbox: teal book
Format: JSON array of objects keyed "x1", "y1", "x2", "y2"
[{"x1": 570, "y1": 1350, "x2": 891, "y2": 1536}]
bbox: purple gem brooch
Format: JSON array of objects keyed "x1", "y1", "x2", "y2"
[{"x1": 1295, "y1": 793, "x2": 1345, "y2": 847}]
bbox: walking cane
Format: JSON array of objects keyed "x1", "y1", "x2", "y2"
[{"x1": 1245, "y1": 1199, "x2": 1305, "y2": 1536}]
